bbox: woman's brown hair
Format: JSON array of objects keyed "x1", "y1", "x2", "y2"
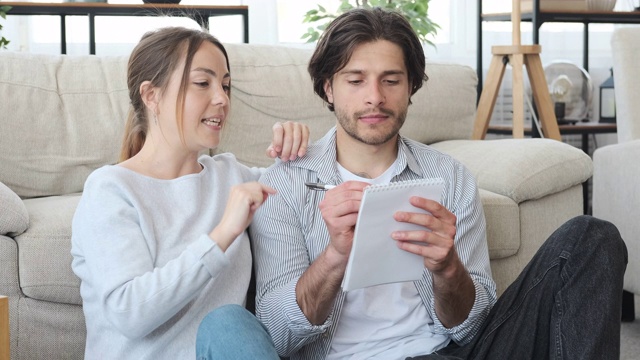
[
  {"x1": 307, "y1": 7, "x2": 428, "y2": 112},
  {"x1": 119, "y1": 26, "x2": 230, "y2": 161}
]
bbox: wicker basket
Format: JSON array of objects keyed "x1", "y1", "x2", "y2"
[{"x1": 586, "y1": 0, "x2": 617, "y2": 10}]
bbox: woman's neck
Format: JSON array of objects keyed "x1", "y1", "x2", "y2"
[{"x1": 119, "y1": 140, "x2": 202, "y2": 180}]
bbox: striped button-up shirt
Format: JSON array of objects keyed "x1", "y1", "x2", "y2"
[{"x1": 251, "y1": 127, "x2": 496, "y2": 360}]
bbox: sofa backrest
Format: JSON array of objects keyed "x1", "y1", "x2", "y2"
[
  {"x1": 217, "y1": 43, "x2": 478, "y2": 168},
  {"x1": 0, "y1": 44, "x2": 476, "y2": 198},
  {"x1": 0, "y1": 52, "x2": 130, "y2": 198}
]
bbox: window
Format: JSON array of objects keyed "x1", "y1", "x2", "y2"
[
  {"x1": 5, "y1": 0, "x2": 245, "y2": 55},
  {"x1": 275, "y1": 0, "x2": 451, "y2": 45}
]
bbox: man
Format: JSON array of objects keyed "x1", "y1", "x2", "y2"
[{"x1": 250, "y1": 7, "x2": 627, "y2": 360}]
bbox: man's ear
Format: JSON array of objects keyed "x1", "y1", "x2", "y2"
[
  {"x1": 323, "y1": 79, "x2": 334, "y2": 104},
  {"x1": 140, "y1": 81, "x2": 159, "y2": 112}
]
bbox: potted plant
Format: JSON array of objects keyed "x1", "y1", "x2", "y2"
[
  {"x1": 0, "y1": 5, "x2": 10, "y2": 49},
  {"x1": 302, "y1": 0, "x2": 439, "y2": 47}
]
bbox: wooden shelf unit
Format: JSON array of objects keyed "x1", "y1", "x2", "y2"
[
  {"x1": 477, "y1": 0, "x2": 640, "y2": 96},
  {"x1": 0, "y1": 2, "x2": 249, "y2": 54}
]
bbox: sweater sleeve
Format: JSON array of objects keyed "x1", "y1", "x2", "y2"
[{"x1": 71, "y1": 171, "x2": 229, "y2": 339}]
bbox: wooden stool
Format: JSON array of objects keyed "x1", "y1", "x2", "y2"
[
  {"x1": 473, "y1": 0, "x2": 561, "y2": 141},
  {"x1": 0, "y1": 296, "x2": 8, "y2": 360}
]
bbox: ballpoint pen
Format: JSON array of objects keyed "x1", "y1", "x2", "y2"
[{"x1": 305, "y1": 182, "x2": 337, "y2": 191}]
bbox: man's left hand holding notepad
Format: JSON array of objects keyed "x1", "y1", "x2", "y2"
[{"x1": 339, "y1": 178, "x2": 446, "y2": 291}]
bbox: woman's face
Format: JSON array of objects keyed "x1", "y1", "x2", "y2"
[{"x1": 157, "y1": 41, "x2": 230, "y2": 153}]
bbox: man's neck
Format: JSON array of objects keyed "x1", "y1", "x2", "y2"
[{"x1": 335, "y1": 128, "x2": 399, "y2": 179}]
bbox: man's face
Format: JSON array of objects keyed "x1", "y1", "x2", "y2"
[{"x1": 324, "y1": 40, "x2": 411, "y2": 146}]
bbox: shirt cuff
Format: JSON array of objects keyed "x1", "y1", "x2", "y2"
[
  {"x1": 431, "y1": 280, "x2": 491, "y2": 344},
  {"x1": 281, "y1": 278, "x2": 333, "y2": 337}
]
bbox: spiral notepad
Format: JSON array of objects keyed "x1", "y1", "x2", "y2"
[{"x1": 342, "y1": 178, "x2": 445, "y2": 291}]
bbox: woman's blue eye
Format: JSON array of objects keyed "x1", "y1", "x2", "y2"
[{"x1": 222, "y1": 85, "x2": 231, "y2": 92}]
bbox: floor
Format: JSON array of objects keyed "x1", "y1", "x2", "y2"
[{"x1": 620, "y1": 294, "x2": 640, "y2": 359}]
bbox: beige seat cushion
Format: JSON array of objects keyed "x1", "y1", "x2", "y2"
[
  {"x1": 480, "y1": 189, "x2": 520, "y2": 260},
  {"x1": 16, "y1": 195, "x2": 82, "y2": 305}
]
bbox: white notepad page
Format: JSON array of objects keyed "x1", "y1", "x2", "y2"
[{"x1": 342, "y1": 178, "x2": 445, "y2": 291}]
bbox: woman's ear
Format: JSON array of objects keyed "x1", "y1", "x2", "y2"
[{"x1": 140, "y1": 81, "x2": 159, "y2": 112}]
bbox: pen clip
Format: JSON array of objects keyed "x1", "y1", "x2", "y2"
[{"x1": 305, "y1": 182, "x2": 333, "y2": 191}]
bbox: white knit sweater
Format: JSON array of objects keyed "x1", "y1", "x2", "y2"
[{"x1": 71, "y1": 154, "x2": 262, "y2": 359}]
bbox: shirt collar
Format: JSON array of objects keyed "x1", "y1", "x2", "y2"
[
  {"x1": 397, "y1": 136, "x2": 424, "y2": 179},
  {"x1": 293, "y1": 126, "x2": 424, "y2": 183}
]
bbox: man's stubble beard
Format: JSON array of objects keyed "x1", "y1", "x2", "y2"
[{"x1": 334, "y1": 105, "x2": 408, "y2": 146}]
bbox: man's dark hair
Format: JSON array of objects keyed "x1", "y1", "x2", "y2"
[{"x1": 308, "y1": 7, "x2": 428, "y2": 112}]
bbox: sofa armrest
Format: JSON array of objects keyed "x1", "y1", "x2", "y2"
[
  {"x1": 593, "y1": 140, "x2": 640, "y2": 207},
  {"x1": 593, "y1": 140, "x2": 640, "y2": 292},
  {"x1": 593, "y1": 139, "x2": 640, "y2": 219},
  {"x1": 593, "y1": 140, "x2": 640, "y2": 205},
  {"x1": 431, "y1": 139, "x2": 593, "y2": 203},
  {"x1": 0, "y1": 182, "x2": 28, "y2": 237},
  {"x1": 593, "y1": 140, "x2": 640, "y2": 293}
]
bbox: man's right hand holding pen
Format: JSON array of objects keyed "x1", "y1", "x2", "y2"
[{"x1": 295, "y1": 181, "x2": 367, "y2": 324}]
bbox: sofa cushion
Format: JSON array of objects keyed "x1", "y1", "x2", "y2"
[
  {"x1": 0, "y1": 47, "x2": 477, "y2": 198},
  {"x1": 431, "y1": 138, "x2": 593, "y2": 203},
  {"x1": 480, "y1": 189, "x2": 520, "y2": 259},
  {"x1": 216, "y1": 44, "x2": 477, "y2": 168},
  {"x1": 0, "y1": 52, "x2": 129, "y2": 198},
  {"x1": 0, "y1": 181, "x2": 29, "y2": 236},
  {"x1": 216, "y1": 44, "x2": 335, "y2": 168},
  {"x1": 16, "y1": 195, "x2": 81, "y2": 305},
  {"x1": 401, "y1": 62, "x2": 476, "y2": 145}
]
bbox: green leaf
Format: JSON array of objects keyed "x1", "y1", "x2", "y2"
[
  {"x1": 300, "y1": 0, "x2": 439, "y2": 48},
  {"x1": 338, "y1": 1, "x2": 355, "y2": 12},
  {"x1": 311, "y1": 33, "x2": 320, "y2": 41},
  {"x1": 0, "y1": 38, "x2": 9, "y2": 50}
]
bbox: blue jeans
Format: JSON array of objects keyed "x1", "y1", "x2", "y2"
[
  {"x1": 409, "y1": 215, "x2": 628, "y2": 360},
  {"x1": 196, "y1": 304, "x2": 280, "y2": 360}
]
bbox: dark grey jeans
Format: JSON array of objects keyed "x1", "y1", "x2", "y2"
[{"x1": 408, "y1": 215, "x2": 628, "y2": 360}]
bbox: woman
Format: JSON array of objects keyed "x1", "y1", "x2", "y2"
[{"x1": 71, "y1": 27, "x2": 307, "y2": 359}]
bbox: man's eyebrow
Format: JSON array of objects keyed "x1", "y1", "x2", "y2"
[
  {"x1": 338, "y1": 69, "x2": 405, "y2": 76},
  {"x1": 191, "y1": 67, "x2": 230, "y2": 79},
  {"x1": 381, "y1": 70, "x2": 405, "y2": 76}
]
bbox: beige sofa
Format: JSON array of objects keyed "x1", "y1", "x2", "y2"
[{"x1": 0, "y1": 44, "x2": 592, "y2": 359}]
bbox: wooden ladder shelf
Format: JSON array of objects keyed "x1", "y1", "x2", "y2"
[{"x1": 473, "y1": 0, "x2": 561, "y2": 141}]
